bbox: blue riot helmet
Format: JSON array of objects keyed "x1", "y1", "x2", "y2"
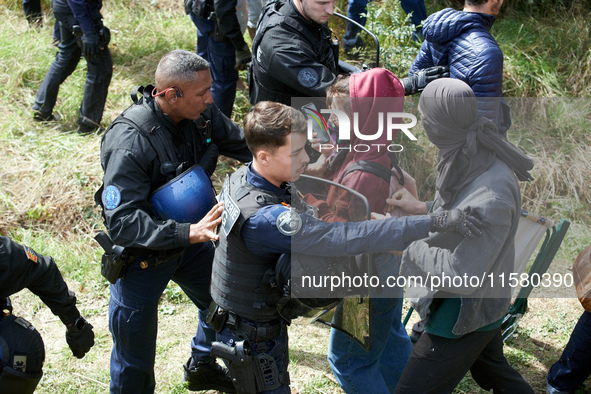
[{"x1": 149, "y1": 164, "x2": 217, "y2": 223}]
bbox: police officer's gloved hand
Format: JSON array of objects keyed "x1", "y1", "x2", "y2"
[
  {"x1": 198, "y1": 143, "x2": 219, "y2": 176},
  {"x1": 235, "y1": 44, "x2": 252, "y2": 71},
  {"x1": 82, "y1": 31, "x2": 101, "y2": 62},
  {"x1": 401, "y1": 65, "x2": 450, "y2": 95},
  {"x1": 429, "y1": 208, "x2": 484, "y2": 238},
  {"x1": 65, "y1": 316, "x2": 95, "y2": 358}
]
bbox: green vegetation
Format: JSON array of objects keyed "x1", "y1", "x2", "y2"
[{"x1": 0, "y1": 0, "x2": 589, "y2": 392}]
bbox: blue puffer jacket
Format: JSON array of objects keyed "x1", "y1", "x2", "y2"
[{"x1": 410, "y1": 8, "x2": 511, "y2": 134}]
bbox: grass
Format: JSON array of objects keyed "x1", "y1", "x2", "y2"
[
  {"x1": 0, "y1": 0, "x2": 590, "y2": 392},
  {"x1": 497, "y1": 2, "x2": 591, "y2": 97}
]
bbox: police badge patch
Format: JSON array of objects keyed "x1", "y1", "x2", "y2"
[
  {"x1": 298, "y1": 67, "x2": 319, "y2": 88},
  {"x1": 102, "y1": 185, "x2": 121, "y2": 210},
  {"x1": 13, "y1": 354, "x2": 27, "y2": 372},
  {"x1": 219, "y1": 176, "x2": 240, "y2": 237},
  {"x1": 277, "y1": 208, "x2": 302, "y2": 236},
  {"x1": 23, "y1": 245, "x2": 38, "y2": 263}
]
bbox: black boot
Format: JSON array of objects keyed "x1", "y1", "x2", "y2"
[
  {"x1": 77, "y1": 117, "x2": 102, "y2": 135},
  {"x1": 183, "y1": 358, "x2": 236, "y2": 393},
  {"x1": 33, "y1": 111, "x2": 60, "y2": 122},
  {"x1": 343, "y1": 21, "x2": 365, "y2": 52}
]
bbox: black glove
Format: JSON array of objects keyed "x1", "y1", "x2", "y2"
[
  {"x1": 65, "y1": 316, "x2": 95, "y2": 358},
  {"x1": 401, "y1": 65, "x2": 450, "y2": 95},
  {"x1": 429, "y1": 208, "x2": 484, "y2": 238},
  {"x1": 198, "y1": 143, "x2": 219, "y2": 175},
  {"x1": 235, "y1": 44, "x2": 252, "y2": 71},
  {"x1": 82, "y1": 31, "x2": 101, "y2": 62}
]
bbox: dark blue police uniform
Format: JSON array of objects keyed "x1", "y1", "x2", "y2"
[
  {"x1": 0, "y1": 236, "x2": 89, "y2": 392},
  {"x1": 249, "y1": 0, "x2": 338, "y2": 105},
  {"x1": 97, "y1": 87, "x2": 251, "y2": 393},
  {"x1": 33, "y1": 0, "x2": 112, "y2": 133},
  {"x1": 209, "y1": 164, "x2": 431, "y2": 393},
  {"x1": 187, "y1": 0, "x2": 247, "y2": 117}
]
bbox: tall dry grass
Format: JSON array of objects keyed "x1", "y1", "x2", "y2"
[{"x1": 0, "y1": 0, "x2": 590, "y2": 392}]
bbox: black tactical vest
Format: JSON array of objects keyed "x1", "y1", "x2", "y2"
[
  {"x1": 249, "y1": 0, "x2": 337, "y2": 104},
  {"x1": 211, "y1": 167, "x2": 291, "y2": 322}
]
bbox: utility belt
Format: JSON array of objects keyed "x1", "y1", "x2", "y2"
[
  {"x1": 207, "y1": 301, "x2": 289, "y2": 393},
  {"x1": 184, "y1": 0, "x2": 228, "y2": 43},
  {"x1": 185, "y1": 0, "x2": 214, "y2": 19},
  {"x1": 207, "y1": 302, "x2": 282, "y2": 345},
  {"x1": 127, "y1": 247, "x2": 184, "y2": 269},
  {"x1": 94, "y1": 231, "x2": 183, "y2": 284}
]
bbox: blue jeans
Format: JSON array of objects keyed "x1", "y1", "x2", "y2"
[
  {"x1": 216, "y1": 320, "x2": 290, "y2": 394},
  {"x1": 547, "y1": 311, "x2": 591, "y2": 394},
  {"x1": 189, "y1": 13, "x2": 237, "y2": 118},
  {"x1": 33, "y1": 8, "x2": 112, "y2": 127},
  {"x1": 108, "y1": 242, "x2": 216, "y2": 394},
  {"x1": 328, "y1": 254, "x2": 412, "y2": 393}
]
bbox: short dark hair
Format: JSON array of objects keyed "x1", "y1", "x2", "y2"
[
  {"x1": 155, "y1": 50, "x2": 209, "y2": 87},
  {"x1": 244, "y1": 101, "x2": 307, "y2": 155}
]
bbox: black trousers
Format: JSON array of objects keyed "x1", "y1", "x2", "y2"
[
  {"x1": 395, "y1": 328, "x2": 535, "y2": 394},
  {"x1": 547, "y1": 311, "x2": 591, "y2": 392},
  {"x1": 33, "y1": 8, "x2": 112, "y2": 129}
]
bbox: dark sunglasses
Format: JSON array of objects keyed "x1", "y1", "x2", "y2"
[{"x1": 151, "y1": 85, "x2": 183, "y2": 98}]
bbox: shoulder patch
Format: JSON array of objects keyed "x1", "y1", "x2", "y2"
[
  {"x1": 14, "y1": 317, "x2": 32, "y2": 330},
  {"x1": 23, "y1": 245, "x2": 38, "y2": 263},
  {"x1": 102, "y1": 185, "x2": 122, "y2": 210},
  {"x1": 298, "y1": 67, "x2": 319, "y2": 88},
  {"x1": 276, "y1": 208, "x2": 302, "y2": 236},
  {"x1": 13, "y1": 354, "x2": 27, "y2": 372}
]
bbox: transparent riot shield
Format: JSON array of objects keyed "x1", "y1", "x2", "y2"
[{"x1": 292, "y1": 174, "x2": 374, "y2": 351}]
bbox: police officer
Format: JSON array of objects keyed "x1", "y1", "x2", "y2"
[
  {"x1": 249, "y1": 0, "x2": 339, "y2": 105},
  {"x1": 32, "y1": 0, "x2": 112, "y2": 134},
  {"x1": 186, "y1": 0, "x2": 251, "y2": 117},
  {"x1": 249, "y1": 0, "x2": 449, "y2": 105},
  {"x1": 95, "y1": 50, "x2": 252, "y2": 393},
  {"x1": 0, "y1": 236, "x2": 95, "y2": 394},
  {"x1": 207, "y1": 101, "x2": 484, "y2": 393}
]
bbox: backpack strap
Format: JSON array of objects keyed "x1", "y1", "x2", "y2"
[
  {"x1": 103, "y1": 86, "x2": 179, "y2": 173},
  {"x1": 130, "y1": 85, "x2": 144, "y2": 104},
  {"x1": 341, "y1": 160, "x2": 391, "y2": 184},
  {"x1": 388, "y1": 151, "x2": 405, "y2": 187},
  {"x1": 341, "y1": 158, "x2": 406, "y2": 187}
]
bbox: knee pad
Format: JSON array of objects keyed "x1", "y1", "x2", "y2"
[{"x1": 0, "y1": 314, "x2": 45, "y2": 394}]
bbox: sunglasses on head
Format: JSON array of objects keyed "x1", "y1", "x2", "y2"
[{"x1": 151, "y1": 85, "x2": 183, "y2": 98}]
